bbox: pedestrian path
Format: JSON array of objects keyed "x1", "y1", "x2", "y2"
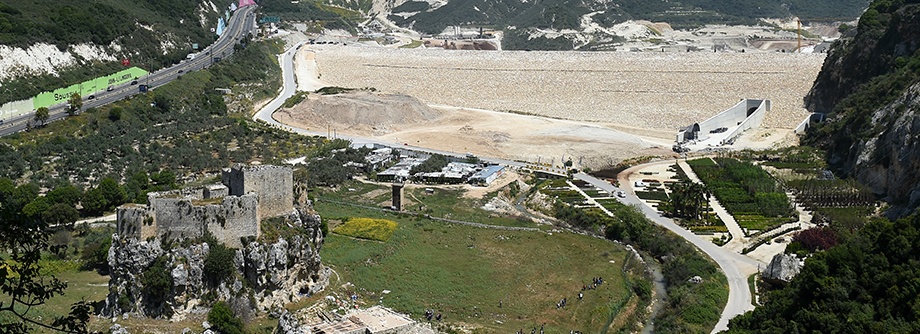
[{"x1": 676, "y1": 159, "x2": 747, "y2": 251}]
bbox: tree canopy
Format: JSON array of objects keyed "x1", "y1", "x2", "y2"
[
  {"x1": 0, "y1": 181, "x2": 90, "y2": 332},
  {"x1": 726, "y1": 214, "x2": 920, "y2": 333},
  {"x1": 33, "y1": 106, "x2": 49, "y2": 126}
]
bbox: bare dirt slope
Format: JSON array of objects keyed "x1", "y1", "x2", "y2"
[
  {"x1": 275, "y1": 91, "x2": 444, "y2": 135},
  {"x1": 274, "y1": 92, "x2": 669, "y2": 167},
  {"x1": 310, "y1": 45, "x2": 825, "y2": 131}
]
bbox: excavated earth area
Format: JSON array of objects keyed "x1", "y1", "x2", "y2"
[
  {"x1": 274, "y1": 92, "x2": 669, "y2": 166},
  {"x1": 310, "y1": 45, "x2": 825, "y2": 130},
  {"x1": 277, "y1": 44, "x2": 825, "y2": 167}
]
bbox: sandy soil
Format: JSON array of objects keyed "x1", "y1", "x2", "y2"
[
  {"x1": 295, "y1": 50, "x2": 327, "y2": 92},
  {"x1": 462, "y1": 169, "x2": 521, "y2": 199},
  {"x1": 309, "y1": 45, "x2": 824, "y2": 131},
  {"x1": 276, "y1": 95, "x2": 671, "y2": 167},
  {"x1": 282, "y1": 44, "x2": 812, "y2": 168}
]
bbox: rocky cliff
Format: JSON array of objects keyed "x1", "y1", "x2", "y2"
[
  {"x1": 104, "y1": 206, "x2": 328, "y2": 320},
  {"x1": 803, "y1": 1, "x2": 920, "y2": 217}
]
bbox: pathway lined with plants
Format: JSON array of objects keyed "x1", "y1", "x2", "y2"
[
  {"x1": 575, "y1": 170, "x2": 763, "y2": 333},
  {"x1": 676, "y1": 159, "x2": 747, "y2": 251}
]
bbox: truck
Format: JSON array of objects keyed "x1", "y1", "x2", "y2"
[{"x1": 139, "y1": 84, "x2": 148, "y2": 93}]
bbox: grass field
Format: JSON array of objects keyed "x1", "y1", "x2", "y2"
[
  {"x1": 317, "y1": 201, "x2": 639, "y2": 333},
  {"x1": 315, "y1": 180, "x2": 540, "y2": 228},
  {"x1": 0, "y1": 259, "x2": 108, "y2": 333}
]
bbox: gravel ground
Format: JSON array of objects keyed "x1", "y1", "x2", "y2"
[{"x1": 312, "y1": 45, "x2": 825, "y2": 131}]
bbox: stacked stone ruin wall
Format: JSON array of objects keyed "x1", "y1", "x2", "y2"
[
  {"x1": 224, "y1": 164, "x2": 294, "y2": 219},
  {"x1": 117, "y1": 164, "x2": 292, "y2": 247},
  {"x1": 205, "y1": 194, "x2": 260, "y2": 248},
  {"x1": 116, "y1": 206, "x2": 155, "y2": 240},
  {"x1": 149, "y1": 198, "x2": 206, "y2": 240}
]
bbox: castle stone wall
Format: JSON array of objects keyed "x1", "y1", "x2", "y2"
[
  {"x1": 206, "y1": 194, "x2": 260, "y2": 248},
  {"x1": 204, "y1": 184, "x2": 229, "y2": 199},
  {"x1": 149, "y1": 198, "x2": 207, "y2": 240},
  {"x1": 224, "y1": 164, "x2": 293, "y2": 219},
  {"x1": 116, "y1": 164, "x2": 290, "y2": 248},
  {"x1": 116, "y1": 205, "x2": 155, "y2": 240}
]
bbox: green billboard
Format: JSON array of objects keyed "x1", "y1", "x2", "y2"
[{"x1": 33, "y1": 67, "x2": 149, "y2": 109}]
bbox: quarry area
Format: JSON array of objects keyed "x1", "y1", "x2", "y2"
[
  {"x1": 307, "y1": 45, "x2": 824, "y2": 130},
  {"x1": 276, "y1": 37, "x2": 824, "y2": 168}
]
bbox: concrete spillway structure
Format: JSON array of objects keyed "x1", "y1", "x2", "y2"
[{"x1": 676, "y1": 99, "x2": 770, "y2": 148}]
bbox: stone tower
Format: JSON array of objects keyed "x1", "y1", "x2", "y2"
[{"x1": 223, "y1": 164, "x2": 294, "y2": 219}]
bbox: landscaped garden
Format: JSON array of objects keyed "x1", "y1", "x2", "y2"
[{"x1": 687, "y1": 158, "x2": 796, "y2": 234}]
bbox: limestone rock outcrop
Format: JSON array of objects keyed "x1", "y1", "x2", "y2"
[
  {"x1": 803, "y1": 3, "x2": 920, "y2": 217},
  {"x1": 274, "y1": 310, "x2": 309, "y2": 334},
  {"x1": 104, "y1": 206, "x2": 327, "y2": 319},
  {"x1": 762, "y1": 253, "x2": 803, "y2": 285}
]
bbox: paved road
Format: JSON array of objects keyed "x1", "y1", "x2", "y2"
[
  {"x1": 258, "y1": 42, "x2": 761, "y2": 333},
  {"x1": 0, "y1": 5, "x2": 258, "y2": 137},
  {"x1": 573, "y1": 172, "x2": 764, "y2": 333}
]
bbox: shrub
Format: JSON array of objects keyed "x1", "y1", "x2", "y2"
[
  {"x1": 208, "y1": 301, "x2": 244, "y2": 334},
  {"x1": 204, "y1": 240, "x2": 236, "y2": 285},
  {"x1": 81, "y1": 236, "x2": 111, "y2": 274},
  {"x1": 793, "y1": 227, "x2": 838, "y2": 252},
  {"x1": 142, "y1": 256, "x2": 173, "y2": 305},
  {"x1": 333, "y1": 218, "x2": 398, "y2": 241}
]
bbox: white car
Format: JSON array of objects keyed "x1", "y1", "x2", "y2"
[{"x1": 616, "y1": 190, "x2": 626, "y2": 198}]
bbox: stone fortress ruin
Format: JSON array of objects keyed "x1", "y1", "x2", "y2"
[
  {"x1": 116, "y1": 164, "x2": 294, "y2": 248},
  {"x1": 106, "y1": 163, "x2": 328, "y2": 319}
]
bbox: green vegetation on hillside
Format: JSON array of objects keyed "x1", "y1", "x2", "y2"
[
  {"x1": 0, "y1": 39, "x2": 317, "y2": 190},
  {"x1": 315, "y1": 179, "x2": 539, "y2": 228},
  {"x1": 259, "y1": 0, "x2": 361, "y2": 32},
  {"x1": 389, "y1": 0, "x2": 867, "y2": 38},
  {"x1": 0, "y1": 0, "x2": 215, "y2": 48},
  {"x1": 803, "y1": 1, "x2": 920, "y2": 185},
  {"x1": 727, "y1": 214, "x2": 920, "y2": 333},
  {"x1": 552, "y1": 199, "x2": 728, "y2": 333},
  {"x1": 0, "y1": 0, "x2": 223, "y2": 103}
]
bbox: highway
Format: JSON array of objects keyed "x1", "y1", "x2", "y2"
[
  {"x1": 0, "y1": 5, "x2": 258, "y2": 137},
  {"x1": 257, "y1": 41, "x2": 762, "y2": 333}
]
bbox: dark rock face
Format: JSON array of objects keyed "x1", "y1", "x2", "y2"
[
  {"x1": 803, "y1": 3, "x2": 920, "y2": 216},
  {"x1": 104, "y1": 206, "x2": 327, "y2": 319}
]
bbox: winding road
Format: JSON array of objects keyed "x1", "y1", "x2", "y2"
[{"x1": 256, "y1": 41, "x2": 764, "y2": 333}]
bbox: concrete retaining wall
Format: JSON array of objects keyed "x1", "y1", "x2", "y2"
[
  {"x1": 676, "y1": 99, "x2": 769, "y2": 144},
  {"x1": 721, "y1": 99, "x2": 768, "y2": 144}
]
